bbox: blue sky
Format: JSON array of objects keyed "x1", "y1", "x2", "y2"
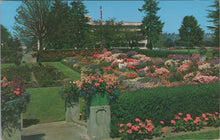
[{"x1": 0, "y1": 0, "x2": 215, "y2": 35}]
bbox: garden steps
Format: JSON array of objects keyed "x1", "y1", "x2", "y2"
[
  {"x1": 30, "y1": 71, "x2": 38, "y2": 84},
  {"x1": 22, "y1": 121, "x2": 89, "y2": 140}
]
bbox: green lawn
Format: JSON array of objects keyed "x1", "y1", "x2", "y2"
[
  {"x1": 161, "y1": 130, "x2": 219, "y2": 140},
  {"x1": 23, "y1": 87, "x2": 65, "y2": 125},
  {"x1": 43, "y1": 62, "x2": 80, "y2": 80}
]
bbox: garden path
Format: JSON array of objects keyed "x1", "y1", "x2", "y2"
[
  {"x1": 21, "y1": 52, "x2": 37, "y2": 63},
  {"x1": 22, "y1": 121, "x2": 90, "y2": 140}
]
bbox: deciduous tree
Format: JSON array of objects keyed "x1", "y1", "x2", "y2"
[{"x1": 14, "y1": 0, "x2": 51, "y2": 50}]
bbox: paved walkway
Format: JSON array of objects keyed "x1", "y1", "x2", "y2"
[
  {"x1": 22, "y1": 121, "x2": 90, "y2": 140},
  {"x1": 21, "y1": 52, "x2": 37, "y2": 63}
]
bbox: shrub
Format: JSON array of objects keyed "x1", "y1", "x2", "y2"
[
  {"x1": 111, "y1": 49, "x2": 123, "y2": 54},
  {"x1": 126, "y1": 51, "x2": 138, "y2": 58},
  {"x1": 211, "y1": 58, "x2": 220, "y2": 66},
  {"x1": 173, "y1": 55, "x2": 189, "y2": 61},
  {"x1": 199, "y1": 45, "x2": 208, "y2": 56},
  {"x1": 110, "y1": 83, "x2": 219, "y2": 137}
]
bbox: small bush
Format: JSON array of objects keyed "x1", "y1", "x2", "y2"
[{"x1": 126, "y1": 51, "x2": 138, "y2": 58}]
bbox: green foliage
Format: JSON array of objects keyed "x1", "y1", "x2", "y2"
[
  {"x1": 178, "y1": 16, "x2": 204, "y2": 47},
  {"x1": 119, "y1": 48, "x2": 193, "y2": 57},
  {"x1": 2, "y1": 63, "x2": 67, "y2": 88},
  {"x1": 45, "y1": 1, "x2": 71, "y2": 49},
  {"x1": 93, "y1": 18, "x2": 125, "y2": 49},
  {"x1": 69, "y1": 1, "x2": 91, "y2": 49},
  {"x1": 32, "y1": 63, "x2": 66, "y2": 87},
  {"x1": 110, "y1": 83, "x2": 219, "y2": 137},
  {"x1": 138, "y1": 70, "x2": 145, "y2": 77},
  {"x1": 162, "y1": 130, "x2": 219, "y2": 140},
  {"x1": 207, "y1": 0, "x2": 219, "y2": 46},
  {"x1": 1, "y1": 65, "x2": 32, "y2": 83},
  {"x1": 139, "y1": 0, "x2": 164, "y2": 50},
  {"x1": 59, "y1": 82, "x2": 79, "y2": 104}
]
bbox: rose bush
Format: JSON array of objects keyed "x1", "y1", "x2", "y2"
[
  {"x1": 76, "y1": 72, "x2": 120, "y2": 104},
  {"x1": 118, "y1": 118, "x2": 165, "y2": 140}
]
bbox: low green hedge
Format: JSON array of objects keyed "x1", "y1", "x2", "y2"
[
  {"x1": 118, "y1": 48, "x2": 193, "y2": 57},
  {"x1": 110, "y1": 83, "x2": 219, "y2": 137}
]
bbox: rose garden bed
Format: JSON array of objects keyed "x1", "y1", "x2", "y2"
[{"x1": 1, "y1": 63, "x2": 68, "y2": 88}]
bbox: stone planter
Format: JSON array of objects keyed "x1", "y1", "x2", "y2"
[
  {"x1": 87, "y1": 105, "x2": 111, "y2": 140},
  {"x1": 90, "y1": 94, "x2": 109, "y2": 107},
  {"x1": 2, "y1": 114, "x2": 22, "y2": 140},
  {"x1": 65, "y1": 101, "x2": 80, "y2": 122}
]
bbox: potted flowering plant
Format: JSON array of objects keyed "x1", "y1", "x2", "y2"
[
  {"x1": 59, "y1": 81, "x2": 81, "y2": 122},
  {"x1": 1, "y1": 76, "x2": 30, "y2": 140},
  {"x1": 59, "y1": 81, "x2": 79, "y2": 104},
  {"x1": 76, "y1": 72, "x2": 120, "y2": 106}
]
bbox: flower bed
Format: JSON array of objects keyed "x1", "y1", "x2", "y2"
[
  {"x1": 2, "y1": 63, "x2": 67, "y2": 87},
  {"x1": 1, "y1": 76, "x2": 30, "y2": 139},
  {"x1": 61, "y1": 48, "x2": 219, "y2": 92},
  {"x1": 117, "y1": 112, "x2": 219, "y2": 139}
]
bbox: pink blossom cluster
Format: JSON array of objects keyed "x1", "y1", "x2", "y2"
[
  {"x1": 192, "y1": 75, "x2": 218, "y2": 84},
  {"x1": 118, "y1": 118, "x2": 165, "y2": 138},
  {"x1": 177, "y1": 63, "x2": 191, "y2": 72},
  {"x1": 153, "y1": 67, "x2": 170, "y2": 78},
  {"x1": 183, "y1": 72, "x2": 194, "y2": 81},
  {"x1": 139, "y1": 56, "x2": 152, "y2": 63},
  {"x1": 171, "y1": 112, "x2": 219, "y2": 132}
]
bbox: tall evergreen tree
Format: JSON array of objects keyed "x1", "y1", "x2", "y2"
[
  {"x1": 13, "y1": 0, "x2": 51, "y2": 50},
  {"x1": 139, "y1": 0, "x2": 164, "y2": 50},
  {"x1": 45, "y1": 0, "x2": 70, "y2": 49},
  {"x1": 207, "y1": 0, "x2": 219, "y2": 47},
  {"x1": 178, "y1": 16, "x2": 204, "y2": 47},
  {"x1": 69, "y1": 1, "x2": 90, "y2": 49}
]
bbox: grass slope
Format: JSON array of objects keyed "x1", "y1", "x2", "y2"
[
  {"x1": 43, "y1": 62, "x2": 80, "y2": 80},
  {"x1": 23, "y1": 87, "x2": 65, "y2": 124}
]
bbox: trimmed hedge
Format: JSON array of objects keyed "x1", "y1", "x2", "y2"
[
  {"x1": 110, "y1": 83, "x2": 219, "y2": 137},
  {"x1": 117, "y1": 48, "x2": 193, "y2": 58}
]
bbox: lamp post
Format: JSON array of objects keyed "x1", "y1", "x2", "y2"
[{"x1": 187, "y1": 28, "x2": 191, "y2": 59}]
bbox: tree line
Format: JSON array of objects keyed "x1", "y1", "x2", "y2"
[{"x1": 2, "y1": 0, "x2": 219, "y2": 51}]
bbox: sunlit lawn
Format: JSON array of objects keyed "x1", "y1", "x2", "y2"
[
  {"x1": 43, "y1": 62, "x2": 80, "y2": 80},
  {"x1": 23, "y1": 87, "x2": 65, "y2": 125},
  {"x1": 161, "y1": 130, "x2": 219, "y2": 140}
]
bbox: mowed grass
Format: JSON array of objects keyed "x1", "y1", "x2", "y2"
[
  {"x1": 43, "y1": 62, "x2": 80, "y2": 80},
  {"x1": 161, "y1": 130, "x2": 219, "y2": 140},
  {"x1": 23, "y1": 87, "x2": 65, "y2": 124}
]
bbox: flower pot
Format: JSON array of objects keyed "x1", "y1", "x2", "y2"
[
  {"x1": 90, "y1": 94, "x2": 109, "y2": 106},
  {"x1": 65, "y1": 100, "x2": 80, "y2": 122}
]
